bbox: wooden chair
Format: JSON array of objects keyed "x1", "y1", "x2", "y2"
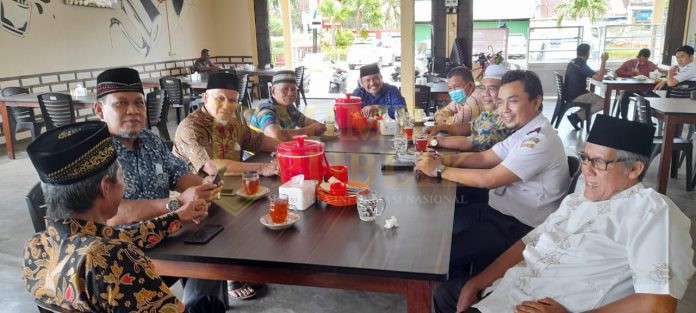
[
  {"x1": 159, "y1": 77, "x2": 191, "y2": 123},
  {"x1": 1, "y1": 87, "x2": 44, "y2": 145},
  {"x1": 37, "y1": 93, "x2": 75, "y2": 130},
  {"x1": 25, "y1": 182, "x2": 47, "y2": 233},
  {"x1": 145, "y1": 90, "x2": 171, "y2": 141},
  {"x1": 551, "y1": 72, "x2": 592, "y2": 132},
  {"x1": 635, "y1": 95, "x2": 693, "y2": 191}
]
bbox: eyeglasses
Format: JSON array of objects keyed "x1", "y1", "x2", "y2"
[
  {"x1": 476, "y1": 85, "x2": 499, "y2": 95},
  {"x1": 578, "y1": 152, "x2": 625, "y2": 171}
]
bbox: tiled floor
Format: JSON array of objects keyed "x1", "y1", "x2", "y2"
[{"x1": 0, "y1": 98, "x2": 694, "y2": 312}]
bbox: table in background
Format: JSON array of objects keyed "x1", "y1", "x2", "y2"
[
  {"x1": 0, "y1": 92, "x2": 96, "y2": 160},
  {"x1": 316, "y1": 128, "x2": 459, "y2": 155},
  {"x1": 141, "y1": 77, "x2": 207, "y2": 90},
  {"x1": 148, "y1": 152, "x2": 456, "y2": 313},
  {"x1": 644, "y1": 97, "x2": 696, "y2": 194},
  {"x1": 588, "y1": 78, "x2": 658, "y2": 115},
  {"x1": 426, "y1": 82, "x2": 450, "y2": 103}
]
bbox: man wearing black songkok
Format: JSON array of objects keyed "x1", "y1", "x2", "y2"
[
  {"x1": 351, "y1": 63, "x2": 406, "y2": 118},
  {"x1": 21, "y1": 121, "x2": 224, "y2": 313},
  {"x1": 434, "y1": 115, "x2": 695, "y2": 313}
]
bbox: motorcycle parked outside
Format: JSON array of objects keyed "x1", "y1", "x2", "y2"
[{"x1": 329, "y1": 66, "x2": 348, "y2": 93}]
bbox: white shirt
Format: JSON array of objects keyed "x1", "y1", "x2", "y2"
[
  {"x1": 474, "y1": 184, "x2": 695, "y2": 313},
  {"x1": 674, "y1": 61, "x2": 696, "y2": 82},
  {"x1": 489, "y1": 113, "x2": 570, "y2": 227}
]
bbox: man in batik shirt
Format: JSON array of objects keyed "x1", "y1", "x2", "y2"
[
  {"x1": 250, "y1": 70, "x2": 327, "y2": 141},
  {"x1": 174, "y1": 72, "x2": 280, "y2": 177},
  {"x1": 22, "y1": 121, "x2": 223, "y2": 313},
  {"x1": 427, "y1": 65, "x2": 512, "y2": 152}
]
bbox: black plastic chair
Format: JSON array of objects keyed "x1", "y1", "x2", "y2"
[
  {"x1": 238, "y1": 74, "x2": 252, "y2": 109},
  {"x1": 636, "y1": 95, "x2": 693, "y2": 191},
  {"x1": 145, "y1": 90, "x2": 171, "y2": 141},
  {"x1": 25, "y1": 182, "x2": 47, "y2": 233},
  {"x1": 159, "y1": 77, "x2": 191, "y2": 124},
  {"x1": 551, "y1": 72, "x2": 592, "y2": 132},
  {"x1": 666, "y1": 81, "x2": 696, "y2": 99},
  {"x1": 294, "y1": 66, "x2": 308, "y2": 108},
  {"x1": 1, "y1": 87, "x2": 44, "y2": 145},
  {"x1": 414, "y1": 84, "x2": 432, "y2": 114},
  {"x1": 37, "y1": 93, "x2": 76, "y2": 130},
  {"x1": 567, "y1": 155, "x2": 581, "y2": 195}
]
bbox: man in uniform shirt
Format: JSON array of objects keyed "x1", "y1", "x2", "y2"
[
  {"x1": 174, "y1": 72, "x2": 281, "y2": 177},
  {"x1": 351, "y1": 63, "x2": 406, "y2": 118},
  {"x1": 415, "y1": 70, "x2": 570, "y2": 278},
  {"x1": 564, "y1": 44, "x2": 609, "y2": 130},
  {"x1": 250, "y1": 70, "x2": 327, "y2": 140},
  {"x1": 434, "y1": 115, "x2": 695, "y2": 313},
  {"x1": 655, "y1": 45, "x2": 696, "y2": 90},
  {"x1": 22, "y1": 121, "x2": 224, "y2": 313}
]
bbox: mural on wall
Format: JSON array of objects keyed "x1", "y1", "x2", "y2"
[
  {"x1": 110, "y1": 0, "x2": 162, "y2": 57},
  {"x1": 0, "y1": 0, "x2": 50, "y2": 37}
]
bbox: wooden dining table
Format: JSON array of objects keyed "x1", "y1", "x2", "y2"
[
  {"x1": 0, "y1": 92, "x2": 97, "y2": 159},
  {"x1": 147, "y1": 152, "x2": 457, "y2": 313},
  {"x1": 588, "y1": 77, "x2": 659, "y2": 115},
  {"x1": 644, "y1": 97, "x2": 696, "y2": 194},
  {"x1": 318, "y1": 128, "x2": 459, "y2": 155}
]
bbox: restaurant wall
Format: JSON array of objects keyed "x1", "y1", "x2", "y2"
[
  {"x1": 212, "y1": 0, "x2": 254, "y2": 58},
  {"x1": 0, "y1": 0, "x2": 221, "y2": 78}
]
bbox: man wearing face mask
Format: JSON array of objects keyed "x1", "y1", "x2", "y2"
[
  {"x1": 351, "y1": 63, "x2": 406, "y2": 118},
  {"x1": 433, "y1": 66, "x2": 482, "y2": 127},
  {"x1": 173, "y1": 72, "x2": 281, "y2": 177}
]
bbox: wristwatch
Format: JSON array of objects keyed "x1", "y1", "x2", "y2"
[
  {"x1": 166, "y1": 198, "x2": 181, "y2": 213},
  {"x1": 436, "y1": 164, "x2": 446, "y2": 179},
  {"x1": 429, "y1": 137, "x2": 439, "y2": 147}
]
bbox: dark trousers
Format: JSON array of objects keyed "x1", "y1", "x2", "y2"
[
  {"x1": 186, "y1": 295, "x2": 226, "y2": 313},
  {"x1": 450, "y1": 203, "x2": 532, "y2": 278},
  {"x1": 433, "y1": 276, "x2": 482, "y2": 313}
]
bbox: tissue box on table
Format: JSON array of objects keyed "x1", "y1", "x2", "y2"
[
  {"x1": 279, "y1": 175, "x2": 318, "y2": 211},
  {"x1": 379, "y1": 119, "x2": 398, "y2": 135}
]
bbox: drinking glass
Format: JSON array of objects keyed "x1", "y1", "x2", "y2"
[
  {"x1": 392, "y1": 134, "x2": 408, "y2": 154},
  {"x1": 415, "y1": 134, "x2": 428, "y2": 152},
  {"x1": 356, "y1": 190, "x2": 386, "y2": 222},
  {"x1": 269, "y1": 194, "x2": 289, "y2": 224},
  {"x1": 242, "y1": 171, "x2": 260, "y2": 195}
]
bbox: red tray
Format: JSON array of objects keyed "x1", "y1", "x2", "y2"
[{"x1": 316, "y1": 182, "x2": 369, "y2": 206}]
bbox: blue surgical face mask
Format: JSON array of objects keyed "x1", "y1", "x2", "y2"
[{"x1": 449, "y1": 89, "x2": 467, "y2": 104}]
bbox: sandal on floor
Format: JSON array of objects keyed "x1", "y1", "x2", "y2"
[{"x1": 227, "y1": 281, "x2": 256, "y2": 300}]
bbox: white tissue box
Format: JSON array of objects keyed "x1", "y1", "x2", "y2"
[
  {"x1": 379, "y1": 119, "x2": 398, "y2": 135},
  {"x1": 279, "y1": 179, "x2": 318, "y2": 211}
]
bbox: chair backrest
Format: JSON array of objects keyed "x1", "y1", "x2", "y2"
[
  {"x1": 294, "y1": 66, "x2": 304, "y2": 87},
  {"x1": 25, "y1": 182, "x2": 47, "y2": 233},
  {"x1": 666, "y1": 81, "x2": 696, "y2": 98},
  {"x1": 635, "y1": 94, "x2": 652, "y2": 126},
  {"x1": 159, "y1": 77, "x2": 184, "y2": 107},
  {"x1": 567, "y1": 155, "x2": 582, "y2": 195},
  {"x1": 37, "y1": 93, "x2": 75, "y2": 130},
  {"x1": 1, "y1": 87, "x2": 35, "y2": 122},
  {"x1": 554, "y1": 72, "x2": 565, "y2": 103},
  {"x1": 238, "y1": 74, "x2": 250, "y2": 108},
  {"x1": 414, "y1": 84, "x2": 431, "y2": 109},
  {"x1": 145, "y1": 90, "x2": 168, "y2": 129}
]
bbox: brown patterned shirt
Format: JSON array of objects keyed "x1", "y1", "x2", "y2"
[
  {"x1": 23, "y1": 214, "x2": 185, "y2": 312},
  {"x1": 173, "y1": 107, "x2": 265, "y2": 172}
]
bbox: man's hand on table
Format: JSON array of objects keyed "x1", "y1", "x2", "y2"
[
  {"x1": 175, "y1": 199, "x2": 210, "y2": 224},
  {"x1": 308, "y1": 123, "x2": 328, "y2": 136},
  {"x1": 259, "y1": 162, "x2": 279, "y2": 177},
  {"x1": 515, "y1": 298, "x2": 568, "y2": 313},
  {"x1": 654, "y1": 79, "x2": 667, "y2": 91},
  {"x1": 361, "y1": 105, "x2": 380, "y2": 117},
  {"x1": 414, "y1": 151, "x2": 443, "y2": 177}
]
